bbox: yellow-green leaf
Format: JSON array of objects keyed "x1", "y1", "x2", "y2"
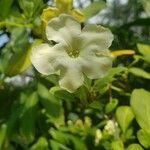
[
  {"x1": 4, "y1": 39, "x2": 42, "y2": 76},
  {"x1": 129, "y1": 67, "x2": 150, "y2": 79},
  {"x1": 131, "y1": 89, "x2": 150, "y2": 134},
  {"x1": 137, "y1": 43, "x2": 150, "y2": 63},
  {"x1": 82, "y1": 1, "x2": 106, "y2": 19}
]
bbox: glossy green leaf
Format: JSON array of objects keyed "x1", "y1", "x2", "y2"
[
  {"x1": 129, "y1": 67, "x2": 150, "y2": 79},
  {"x1": 30, "y1": 137, "x2": 48, "y2": 150},
  {"x1": 116, "y1": 106, "x2": 134, "y2": 133},
  {"x1": 124, "y1": 127, "x2": 134, "y2": 140},
  {"x1": 4, "y1": 39, "x2": 42, "y2": 76},
  {"x1": 131, "y1": 89, "x2": 150, "y2": 133},
  {"x1": 126, "y1": 144, "x2": 144, "y2": 150},
  {"x1": 0, "y1": 124, "x2": 7, "y2": 148},
  {"x1": 137, "y1": 43, "x2": 150, "y2": 63},
  {"x1": 38, "y1": 83, "x2": 64, "y2": 125},
  {"x1": 111, "y1": 140, "x2": 124, "y2": 150},
  {"x1": 20, "y1": 92, "x2": 38, "y2": 144},
  {"x1": 50, "y1": 129, "x2": 87, "y2": 150},
  {"x1": 19, "y1": 0, "x2": 43, "y2": 19},
  {"x1": 50, "y1": 140, "x2": 70, "y2": 150},
  {"x1": 88, "y1": 100, "x2": 103, "y2": 110},
  {"x1": 94, "y1": 67, "x2": 126, "y2": 93},
  {"x1": 137, "y1": 129, "x2": 150, "y2": 149},
  {"x1": 50, "y1": 86, "x2": 75, "y2": 101},
  {"x1": 105, "y1": 98, "x2": 118, "y2": 114},
  {"x1": 0, "y1": 0, "x2": 13, "y2": 20}
]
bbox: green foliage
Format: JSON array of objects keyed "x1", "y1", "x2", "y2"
[
  {"x1": 19, "y1": 0, "x2": 44, "y2": 19},
  {"x1": 20, "y1": 92, "x2": 38, "y2": 144},
  {"x1": 129, "y1": 67, "x2": 150, "y2": 79},
  {"x1": 0, "y1": 0, "x2": 150, "y2": 149},
  {"x1": 111, "y1": 140, "x2": 124, "y2": 150},
  {"x1": 50, "y1": 129, "x2": 87, "y2": 150},
  {"x1": 82, "y1": 1, "x2": 106, "y2": 19},
  {"x1": 30, "y1": 137, "x2": 49, "y2": 150},
  {"x1": 0, "y1": 0, "x2": 13, "y2": 20},
  {"x1": 116, "y1": 106, "x2": 134, "y2": 133},
  {"x1": 137, "y1": 43, "x2": 150, "y2": 63},
  {"x1": 105, "y1": 98, "x2": 118, "y2": 114},
  {"x1": 126, "y1": 144, "x2": 144, "y2": 150},
  {"x1": 131, "y1": 89, "x2": 150, "y2": 133},
  {"x1": 0, "y1": 124, "x2": 7, "y2": 149},
  {"x1": 137, "y1": 129, "x2": 150, "y2": 149}
]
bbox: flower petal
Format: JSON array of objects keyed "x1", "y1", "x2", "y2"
[
  {"x1": 79, "y1": 24, "x2": 114, "y2": 56},
  {"x1": 30, "y1": 43, "x2": 68, "y2": 75},
  {"x1": 46, "y1": 14, "x2": 81, "y2": 44},
  {"x1": 52, "y1": 58, "x2": 84, "y2": 92},
  {"x1": 80, "y1": 52, "x2": 113, "y2": 79},
  {"x1": 59, "y1": 69, "x2": 84, "y2": 93}
]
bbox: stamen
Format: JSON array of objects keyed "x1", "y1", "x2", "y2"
[{"x1": 66, "y1": 49, "x2": 79, "y2": 58}]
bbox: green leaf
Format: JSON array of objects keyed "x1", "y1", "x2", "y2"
[
  {"x1": 116, "y1": 106, "x2": 134, "y2": 133},
  {"x1": 88, "y1": 100, "x2": 103, "y2": 110},
  {"x1": 105, "y1": 99, "x2": 118, "y2": 114},
  {"x1": 6, "y1": 103, "x2": 24, "y2": 136},
  {"x1": 20, "y1": 92, "x2": 38, "y2": 144},
  {"x1": 131, "y1": 89, "x2": 150, "y2": 133},
  {"x1": 50, "y1": 129, "x2": 87, "y2": 150},
  {"x1": 129, "y1": 67, "x2": 150, "y2": 79},
  {"x1": 124, "y1": 127, "x2": 134, "y2": 140},
  {"x1": 4, "y1": 39, "x2": 42, "y2": 76},
  {"x1": 111, "y1": 140, "x2": 124, "y2": 150},
  {"x1": 50, "y1": 140, "x2": 70, "y2": 150},
  {"x1": 0, "y1": 124, "x2": 7, "y2": 149},
  {"x1": 94, "y1": 67, "x2": 126, "y2": 93},
  {"x1": 30, "y1": 137, "x2": 48, "y2": 150},
  {"x1": 137, "y1": 129, "x2": 150, "y2": 149},
  {"x1": 38, "y1": 83, "x2": 64, "y2": 125},
  {"x1": 19, "y1": 0, "x2": 43, "y2": 19},
  {"x1": 137, "y1": 43, "x2": 150, "y2": 63},
  {"x1": 9, "y1": 27, "x2": 29, "y2": 53},
  {"x1": 126, "y1": 144, "x2": 144, "y2": 150},
  {"x1": 50, "y1": 86, "x2": 75, "y2": 101},
  {"x1": 140, "y1": 0, "x2": 150, "y2": 16},
  {"x1": 82, "y1": 1, "x2": 106, "y2": 18},
  {"x1": 0, "y1": 0, "x2": 13, "y2": 20}
]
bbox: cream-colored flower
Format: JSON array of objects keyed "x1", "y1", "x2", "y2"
[
  {"x1": 30, "y1": 14, "x2": 114, "y2": 92},
  {"x1": 94, "y1": 129, "x2": 102, "y2": 145},
  {"x1": 104, "y1": 120, "x2": 118, "y2": 135}
]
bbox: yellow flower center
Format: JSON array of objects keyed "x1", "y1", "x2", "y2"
[{"x1": 66, "y1": 49, "x2": 80, "y2": 58}]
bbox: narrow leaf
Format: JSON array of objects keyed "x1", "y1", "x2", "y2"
[{"x1": 129, "y1": 67, "x2": 150, "y2": 79}]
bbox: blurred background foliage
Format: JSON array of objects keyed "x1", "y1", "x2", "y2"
[{"x1": 0, "y1": 0, "x2": 150, "y2": 149}]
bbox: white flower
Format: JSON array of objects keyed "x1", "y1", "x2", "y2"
[
  {"x1": 95, "y1": 129, "x2": 102, "y2": 145},
  {"x1": 104, "y1": 120, "x2": 118, "y2": 135},
  {"x1": 30, "y1": 14, "x2": 114, "y2": 92}
]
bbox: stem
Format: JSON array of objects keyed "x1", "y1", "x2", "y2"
[
  {"x1": 0, "y1": 21, "x2": 33, "y2": 28},
  {"x1": 108, "y1": 84, "x2": 112, "y2": 102}
]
